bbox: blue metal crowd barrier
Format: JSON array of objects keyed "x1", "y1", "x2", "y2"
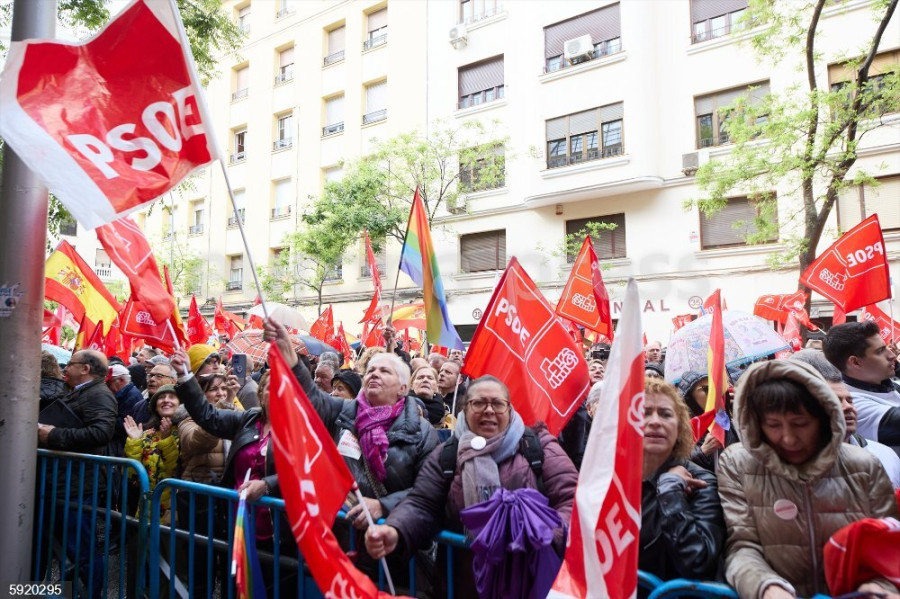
[
  {"x1": 36, "y1": 450, "x2": 844, "y2": 599},
  {"x1": 33, "y1": 449, "x2": 151, "y2": 599}
]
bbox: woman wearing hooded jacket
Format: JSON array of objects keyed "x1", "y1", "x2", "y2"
[
  {"x1": 364, "y1": 375, "x2": 578, "y2": 597},
  {"x1": 718, "y1": 360, "x2": 899, "y2": 599}
]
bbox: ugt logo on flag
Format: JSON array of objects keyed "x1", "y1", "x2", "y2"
[{"x1": 0, "y1": 0, "x2": 218, "y2": 229}]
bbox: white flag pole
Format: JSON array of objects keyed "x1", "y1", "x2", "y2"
[{"x1": 352, "y1": 483, "x2": 396, "y2": 595}]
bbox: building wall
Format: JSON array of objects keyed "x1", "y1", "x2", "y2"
[{"x1": 62, "y1": 0, "x2": 899, "y2": 340}]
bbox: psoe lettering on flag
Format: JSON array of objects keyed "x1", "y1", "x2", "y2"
[
  {"x1": 0, "y1": 0, "x2": 219, "y2": 229},
  {"x1": 860, "y1": 303, "x2": 900, "y2": 344},
  {"x1": 550, "y1": 278, "x2": 644, "y2": 599},
  {"x1": 800, "y1": 215, "x2": 890, "y2": 312},
  {"x1": 462, "y1": 257, "x2": 590, "y2": 436}
]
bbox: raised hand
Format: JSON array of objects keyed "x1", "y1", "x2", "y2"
[
  {"x1": 123, "y1": 415, "x2": 143, "y2": 440},
  {"x1": 365, "y1": 524, "x2": 399, "y2": 559},
  {"x1": 263, "y1": 318, "x2": 298, "y2": 367},
  {"x1": 159, "y1": 416, "x2": 173, "y2": 439},
  {"x1": 170, "y1": 348, "x2": 191, "y2": 377}
]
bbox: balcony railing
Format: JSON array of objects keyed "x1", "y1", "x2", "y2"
[
  {"x1": 322, "y1": 122, "x2": 344, "y2": 137},
  {"x1": 230, "y1": 151, "x2": 246, "y2": 164},
  {"x1": 274, "y1": 70, "x2": 294, "y2": 85},
  {"x1": 363, "y1": 33, "x2": 387, "y2": 51},
  {"x1": 228, "y1": 209, "x2": 245, "y2": 227},
  {"x1": 547, "y1": 145, "x2": 624, "y2": 169},
  {"x1": 189, "y1": 224, "x2": 204, "y2": 235},
  {"x1": 324, "y1": 50, "x2": 345, "y2": 66},
  {"x1": 362, "y1": 109, "x2": 387, "y2": 125},
  {"x1": 232, "y1": 88, "x2": 249, "y2": 101},
  {"x1": 544, "y1": 39, "x2": 623, "y2": 74},
  {"x1": 271, "y1": 206, "x2": 292, "y2": 219},
  {"x1": 226, "y1": 280, "x2": 243, "y2": 291},
  {"x1": 95, "y1": 266, "x2": 113, "y2": 278},
  {"x1": 273, "y1": 138, "x2": 293, "y2": 151}
]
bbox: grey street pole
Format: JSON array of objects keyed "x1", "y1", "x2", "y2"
[{"x1": 0, "y1": 0, "x2": 57, "y2": 584}]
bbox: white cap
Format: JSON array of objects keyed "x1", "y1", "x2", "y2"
[{"x1": 110, "y1": 364, "x2": 131, "y2": 378}]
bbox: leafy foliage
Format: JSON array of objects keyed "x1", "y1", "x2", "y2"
[
  {"x1": 151, "y1": 231, "x2": 202, "y2": 303},
  {"x1": 687, "y1": 0, "x2": 899, "y2": 274},
  {"x1": 318, "y1": 119, "x2": 509, "y2": 243}
]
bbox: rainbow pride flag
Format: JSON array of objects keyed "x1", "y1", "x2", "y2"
[
  {"x1": 398, "y1": 188, "x2": 464, "y2": 349},
  {"x1": 232, "y1": 483, "x2": 267, "y2": 599}
]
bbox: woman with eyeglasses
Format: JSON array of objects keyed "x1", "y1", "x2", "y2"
[
  {"x1": 365, "y1": 375, "x2": 578, "y2": 597},
  {"x1": 679, "y1": 370, "x2": 739, "y2": 471}
]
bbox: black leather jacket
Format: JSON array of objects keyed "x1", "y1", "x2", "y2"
[
  {"x1": 639, "y1": 458, "x2": 725, "y2": 582},
  {"x1": 175, "y1": 376, "x2": 277, "y2": 494},
  {"x1": 293, "y1": 362, "x2": 438, "y2": 515}
]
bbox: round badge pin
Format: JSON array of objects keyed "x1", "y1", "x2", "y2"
[
  {"x1": 471, "y1": 436, "x2": 487, "y2": 450},
  {"x1": 773, "y1": 498, "x2": 798, "y2": 520}
]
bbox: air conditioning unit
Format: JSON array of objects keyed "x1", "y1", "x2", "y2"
[
  {"x1": 681, "y1": 149, "x2": 710, "y2": 175},
  {"x1": 449, "y1": 23, "x2": 468, "y2": 49},
  {"x1": 564, "y1": 35, "x2": 594, "y2": 64}
]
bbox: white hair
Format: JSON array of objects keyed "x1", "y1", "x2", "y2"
[
  {"x1": 585, "y1": 381, "x2": 604, "y2": 407},
  {"x1": 367, "y1": 353, "x2": 411, "y2": 387}
]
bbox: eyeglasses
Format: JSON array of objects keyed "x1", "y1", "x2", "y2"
[
  {"x1": 468, "y1": 399, "x2": 510, "y2": 414},
  {"x1": 148, "y1": 373, "x2": 174, "y2": 380}
]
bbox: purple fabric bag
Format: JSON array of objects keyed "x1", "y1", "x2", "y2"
[{"x1": 459, "y1": 487, "x2": 564, "y2": 599}]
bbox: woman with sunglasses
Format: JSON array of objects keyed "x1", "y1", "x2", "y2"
[{"x1": 364, "y1": 375, "x2": 578, "y2": 597}]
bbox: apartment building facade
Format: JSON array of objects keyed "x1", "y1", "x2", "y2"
[{"x1": 61, "y1": 0, "x2": 900, "y2": 341}]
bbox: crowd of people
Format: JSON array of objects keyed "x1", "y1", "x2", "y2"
[{"x1": 35, "y1": 318, "x2": 900, "y2": 598}]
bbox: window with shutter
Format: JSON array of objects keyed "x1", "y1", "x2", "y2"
[
  {"x1": 694, "y1": 81, "x2": 769, "y2": 148},
  {"x1": 324, "y1": 95, "x2": 344, "y2": 135},
  {"x1": 277, "y1": 47, "x2": 294, "y2": 83},
  {"x1": 275, "y1": 114, "x2": 292, "y2": 149},
  {"x1": 95, "y1": 248, "x2": 111, "y2": 269},
  {"x1": 545, "y1": 102, "x2": 624, "y2": 168},
  {"x1": 461, "y1": 230, "x2": 506, "y2": 272},
  {"x1": 837, "y1": 175, "x2": 900, "y2": 233},
  {"x1": 323, "y1": 166, "x2": 343, "y2": 183},
  {"x1": 229, "y1": 255, "x2": 244, "y2": 289},
  {"x1": 459, "y1": 0, "x2": 503, "y2": 24},
  {"x1": 565, "y1": 214, "x2": 626, "y2": 261},
  {"x1": 365, "y1": 8, "x2": 388, "y2": 49},
  {"x1": 233, "y1": 66, "x2": 249, "y2": 100},
  {"x1": 237, "y1": 4, "x2": 251, "y2": 33},
  {"x1": 231, "y1": 129, "x2": 247, "y2": 163},
  {"x1": 326, "y1": 25, "x2": 346, "y2": 65},
  {"x1": 364, "y1": 81, "x2": 388, "y2": 124},
  {"x1": 458, "y1": 56, "x2": 504, "y2": 109},
  {"x1": 229, "y1": 190, "x2": 246, "y2": 226},
  {"x1": 273, "y1": 179, "x2": 292, "y2": 218},
  {"x1": 690, "y1": 0, "x2": 748, "y2": 43},
  {"x1": 543, "y1": 4, "x2": 622, "y2": 72},
  {"x1": 700, "y1": 196, "x2": 778, "y2": 249}
]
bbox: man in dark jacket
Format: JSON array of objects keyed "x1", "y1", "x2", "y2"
[
  {"x1": 107, "y1": 364, "x2": 146, "y2": 456},
  {"x1": 37, "y1": 349, "x2": 117, "y2": 598}
]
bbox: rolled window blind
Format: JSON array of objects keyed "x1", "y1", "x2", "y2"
[
  {"x1": 328, "y1": 26, "x2": 345, "y2": 53},
  {"x1": 459, "y1": 56, "x2": 504, "y2": 97},
  {"x1": 461, "y1": 230, "x2": 506, "y2": 272},
  {"x1": 544, "y1": 4, "x2": 621, "y2": 59},
  {"x1": 368, "y1": 8, "x2": 387, "y2": 32},
  {"x1": 690, "y1": 0, "x2": 747, "y2": 23},
  {"x1": 326, "y1": 95, "x2": 344, "y2": 125}
]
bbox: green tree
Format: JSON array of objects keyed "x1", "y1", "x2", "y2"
[
  {"x1": 152, "y1": 231, "x2": 202, "y2": 303},
  {"x1": 320, "y1": 119, "x2": 509, "y2": 243},
  {"x1": 688, "y1": 0, "x2": 898, "y2": 290}
]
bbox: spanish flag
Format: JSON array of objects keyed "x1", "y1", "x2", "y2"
[{"x1": 45, "y1": 240, "x2": 121, "y2": 335}]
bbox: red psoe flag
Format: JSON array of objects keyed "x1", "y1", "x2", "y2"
[
  {"x1": 214, "y1": 298, "x2": 245, "y2": 338},
  {"x1": 267, "y1": 346, "x2": 395, "y2": 599},
  {"x1": 120, "y1": 294, "x2": 178, "y2": 353},
  {"x1": 462, "y1": 257, "x2": 590, "y2": 436},
  {"x1": 782, "y1": 310, "x2": 802, "y2": 351},
  {"x1": 362, "y1": 318, "x2": 386, "y2": 348},
  {"x1": 0, "y1": 0, "x2": 218, "y2": 229},
  {"x1": 360, "y1": 231, "x2": 383, "y2": 324},
  {"x1": 556, "y1": 236, "x2": 614, "y2": 340},
  {"x1": 753, "y1": 291, "x2": 818, "y2": 330},
  {"x1": 860, "y1": 304, "x2": 900, "y2": 344},
  {"x1": 551, "y1": 279, "x2": 644, "y2": 599},
  {"x1": 186, "y1": 295, "x2": 213, "y2": 345},
  {"x1": 310, "y1": 305, "x2": 334, "y2": 342},
  {"x1": 336, "y1": 322, "x2": 354, "y2": 367},
  {"x1": 96, "y1": 217, "x2": 174, "y2": 324},
  {"x1": 800, "y1": 215, "x2": 890, "y2": 312}
]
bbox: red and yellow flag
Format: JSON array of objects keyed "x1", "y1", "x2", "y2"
[
  {"x1": 45, "y1": 240, "x2": 120, "y2": 335},
  {"x1": 704, "y1": 289, "x2": 729, "y2": 445}
]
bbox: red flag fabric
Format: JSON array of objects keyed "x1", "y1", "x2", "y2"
[
  {"x1": 860, "y1": 304, "x2": 900, "y2": 344},
  {"x1": 832, "y1": 303, "x2": 847, "y2": 326},
  {"x1": 690, "y1": 409, "x2": 718, "y2": 443},
  {"x1": 823, "y1": 518, "x2": 900, "y2": 595},
  {"x1": 84, "y1": 319, "x2": 106, "y2": 352},
  {"x1": 310, "y1": 306, "x2": 334, "y2": 342},
  {"x1": 187, "y1": 295, "x2": 213, "y2": 345},
  {"x1": 672, "y1": 314, "x2": 693, "y2": 331},
  {"x1": 462, "y1": 257, "x2": 590, "y2": 436},
  {"x1": 162, "y1": 266, "x2": 189, "y2": 348},
  {"x1": 556, "y1": 237, "x2": 614, "y2": 339},
  {"x1": 43, "y1": 309, "x2": 61, "y2": 330},
  {"x1": 551, "y1": 279, "x2": 644, "y2": 598},
  {"x1": 120, "y1": 295, "x2": 178, "y2": 353},
  {"x1": 95, "y1": 217, "x2": 174, "y2": 323},
  {"x1": 753, "y1": 291, "x2": 818, "y2": 330},
  {"x1": 361, "y1": 319, "x2": 386, "y2": 348},
  {"x1": 214, "y1": 298, "x2": 245, "y2": 339},
  {"x1": 103, "y1": 321, "x2": 132, "y2": 362},
  {"x1": 782, "y1": 311, "x2": 802, "y2": 351},
  {"x1": 0, "y1": 0, "x2": 218, "y2": 229},
  {"x1": 267, "y1": 346, "x2": 394, "y2": 599},
  {"x1": 360, "y1": 231, "x2": 383, "y2": 324},
  {"x1": 800, "y1": 214, "x2": 890, "y2": 312},
  {"x1": 430, "y1": 344, "x2": 449, "y2": 357},
  {"x1": 704, "y1": 290, "x2": 729, "y2": 445},
  {"x1": 336, "y1": 322, "x2": 354, "y2": 367}
]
